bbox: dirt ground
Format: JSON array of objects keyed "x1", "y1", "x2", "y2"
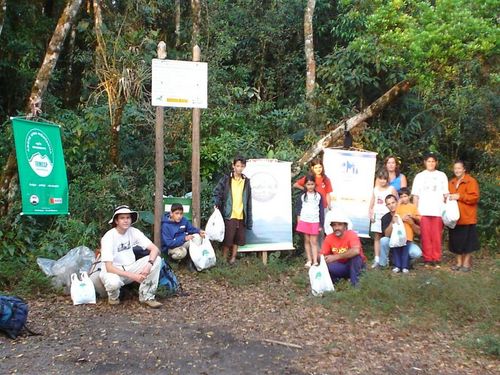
[{"x1": 1, "y1": 269, "x2": 498, "y2": 375}]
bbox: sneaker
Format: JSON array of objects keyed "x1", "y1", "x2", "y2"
[
  {"x1": 108, "y1": 297, "x2": 120, "y2": 305},
  {"x1": 392, "y1": 267, "x2": 400, "y2": 273},
  {"x1": 371, "y1": 262, "x2": 381, "y2": 269},
  {"x1": 402, "y1": 268, "x2": 409, "y2": 274},
  {"x1": 304, "y1": 261, "x2": 312, "y2": 268},
  {"x1": 142, "y1": 299, "x2": 163, "y2": 309}
]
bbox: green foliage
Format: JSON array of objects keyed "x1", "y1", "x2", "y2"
[{"x1": 0, "y1": 0, "x2": 497, "y2": 292}]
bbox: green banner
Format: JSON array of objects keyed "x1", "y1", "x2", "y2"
[{"x1": 12, "y1": 117, "x2": 69, "y2": 215}]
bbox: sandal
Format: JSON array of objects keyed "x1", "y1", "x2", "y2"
[
  {"x1": 304, "y1": 261, "x2": 312, "y2": 268},
  {"x1": 460, "y1": 266, "x2": 471, "y2": 272},
  {"x1": 312, "y1": 262, "x2": 319, "y2": 267},
  {"x1": 451, "y1": 265, "x2": 461, "y2": 271}
]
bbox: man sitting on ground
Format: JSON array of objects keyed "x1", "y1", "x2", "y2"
[
  {"x1": 161, "y1": 203, "x2": 205, "y2": 264},
  {"x1": 100, "y1": 205, "x2": 162, "y2": 308},
  {"x1": 379, "y1": 189, "x2": 422, "y2": 269},
  {"x1": 321, "y1": 211, "x2": 366, "y2": 287}
]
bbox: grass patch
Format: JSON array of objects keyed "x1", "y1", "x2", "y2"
[
  {"x1": 319, "y1": 268, "x2": 498, "y2": 324},
  {"x1": 198, "y1": 252, "x2": 303, "y2": 287}
]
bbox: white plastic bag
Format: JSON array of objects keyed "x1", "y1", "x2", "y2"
[
  {"x1": 389, "y1": 214, "x2": 407, "y2": 248},
  {"x1": 70, "y1": 272, "x2": 96, "y2": 305},
  {"x1": 442, "y1": 197, "x2": 460, "y2": 229},
  {"x1": 189, "y1": 237, "x2": 216, "y2": 271},
  {"x1": 309, "y1": 255, "x2": 335, "y2": 296},
  {"x1": 37, "y1": 246, "x2": 95, "y2": 294},
  {"x1": 205, "y1": 208, "x2": 225, "y2": 242}
]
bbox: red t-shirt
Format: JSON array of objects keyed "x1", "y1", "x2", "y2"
[
  {"x1": 320, "y1": 230, "x2": 366, "y2": 264},
  {"x1": 295, "y1": 175, "x2": 332, "y2": 208}
]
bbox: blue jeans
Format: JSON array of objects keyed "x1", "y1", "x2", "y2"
[
  {"x1": 379, "y1": 237, "x2": 422, "y2": 267},
  {"x1": 392, "y1": 245, "x2": 409, "y2": 269},
  {"x1": 326, "y1": 255, "x2": 365, "y2": 286}
]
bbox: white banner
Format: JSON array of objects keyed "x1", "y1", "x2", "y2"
[
  {"x1": 323, "y1": 149, "x2": 377, "y2": 237},
  {"x1": 239, "y1": 159, "x2": 294, "y2": 252}
]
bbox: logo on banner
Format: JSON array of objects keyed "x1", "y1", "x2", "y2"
[
  {"x1": 342, "y1": 160, "x2": 358, "y2": 174},
  {"x1": 250, "y1": 172, "x2": 278, "y2": 202},
  {"x1": 25, "y1": 128, "x2": 54, "y2": 177},
  {"x1": 30, "y1": 195, "x2": 40, "y2": 205}
]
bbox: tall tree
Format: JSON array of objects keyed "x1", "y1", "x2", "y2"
[
  {"x1": 0, "y1": 0, "x2": 6, "y2": 37},
  {"x1": 304, "y1": 0, "x2": 316, "y2": 105},
  {"x1": 175, "y1": 0, "x2": 181, "y2": 47}
]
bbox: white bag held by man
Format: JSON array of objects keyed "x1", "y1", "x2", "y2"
[
  {"x1": 70, "y1": 272, "x2": 96, "y2": 305},
  {"x1": 205, "y1": 208, "x2": 225, "y2": 242},
  {"x1": 389, "y1": 214, "x2": 407, "y2": 248},
  {"x1": 309, "y1": 255, "x2": 335, "y2": 296},
  {"x1": 189, "y1": 236, "x2": 216, "y2": 271},
  {"x1": 442, "y1": 197, "x2": 460, "y2": 229}
]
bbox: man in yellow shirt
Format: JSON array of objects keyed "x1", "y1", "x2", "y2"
[{"x1": 213, "y1": 156, "x2": 253, "y2": 264}]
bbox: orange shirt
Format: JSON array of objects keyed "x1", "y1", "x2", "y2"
[
  {"x1": 449, "y1": 174, "x2": 480, "y2": 225},
  {"x1": 395, "y1": 203, "x2": 420, "y2": 241}
]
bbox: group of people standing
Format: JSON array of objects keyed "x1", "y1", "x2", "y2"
[
  {"x1": 95, "y1": 153, "x2": 480, "y2": 307},
  {"x1": 294, "y1": 153, "x2": 481, "y2": 286}
]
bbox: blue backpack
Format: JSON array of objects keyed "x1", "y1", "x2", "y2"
[
  {"x1": 159, "y1": 259, "x2": 179, "y2": 292},
  {"x1": 0, "y1": 296, "x2": 30, "y2": 339}
]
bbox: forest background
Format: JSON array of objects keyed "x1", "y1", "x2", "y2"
[{"x1": 0, "y1": 0, "x2": 498, "y2": 287}]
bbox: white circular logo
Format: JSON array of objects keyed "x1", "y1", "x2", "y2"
[
  {"x1": 25, "y1": 128, "x2": 54, "y2": 177},
  {"x1": 30, "y1": 195, "x2": 40, "y2": 205}
]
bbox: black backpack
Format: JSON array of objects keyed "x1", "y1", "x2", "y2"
[{"x1": 0, "y1": 295, "x2": 37, "y2": 339}]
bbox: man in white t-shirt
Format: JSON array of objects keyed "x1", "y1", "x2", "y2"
[
  {"x1": 411, "y1": 153, "x2": 449, "y2": 267},
  {"x1": 100, "y1": 205, "x2": 162, "y2": 308}
]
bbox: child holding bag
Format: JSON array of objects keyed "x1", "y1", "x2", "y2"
[
  {"x1": 296, "y1": 175, "x2": 325, "y2": 268},
  {"x1": 369, "y1": 169, "x2": 398, "y2": 268}
]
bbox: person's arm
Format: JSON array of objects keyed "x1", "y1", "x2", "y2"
[
  {"x1": 455, "y1": 177, "x2": 480, "y2": 205},
  {"x1": 104, "y1": 261, "x2": 146, "y2": 283},
  {"x1": 212, "y1": 176, "x2": 226, "y2": 209},
  {"x1": 318, "y1": 196, "x2": 325, "y2": 230},
  {"x1": 293, "y1": 176, "x2": 306, "y2": 191},
  {"x1": 368, "y1": 191, "x2": 375, "y2": 221},
  {"x1": 161, "y1": 221, "x2": 186, "y2": 251},
  {"x1": 382, "y1": 214, "x2": 394, "y2": 237},
  {"x1": 295, "y1": 194, "x2": 303, "y2": 218},
  {"x1": 325, "y1": 177, "x2": 333, "y2": 208},
  {"x1": 400, "y1": 174, "x2": 408, "y2": 189},
  {"x1": 325, "y1": 246, "x2": 360, "y2": 263}
]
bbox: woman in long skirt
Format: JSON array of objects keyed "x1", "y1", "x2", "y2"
[{"x1": 448, "y1": 160, "x2": 480, "y2": 272}]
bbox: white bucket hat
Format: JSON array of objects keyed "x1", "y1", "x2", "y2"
[
  {"x1": 108, "y1": 205, "x2": 139, "y2": 226},
  {"x1": 324, "y1": 210, "x2": 353, "y2": 234}
]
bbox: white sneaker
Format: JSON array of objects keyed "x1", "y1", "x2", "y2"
[
  {"x1": 392, "y1": 267, "x2": 400, "y2": 273},
  {"x1": 371, "y1": 262, "x2": 380, "y2": 269},
  {"x1": 402, "y1": 268, "x2": 409, "y2": 274}
]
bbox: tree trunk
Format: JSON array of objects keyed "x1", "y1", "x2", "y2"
[
  {"x1": 175, "y1": 0, "x2": 181, "y2": 47},
  {"x1": 27, "y1": 0, "x2": 83, "y2": 114},
  {"x1": 304, "y1": 0, "x2": 316, "y2": 103},
  {"x1": 191, "y1": 0, "x2": 201, "y2": 47},
  {"x1": 292, "y1": 80, "x2": 413, "y2": 176},
  {"x1": 93, "y1": 0, "x2": 122, "y2": 166},
  {"x1": 0, "y1": 0, "x2": 6, "y2": 37},
  {"x1": 0, "y1": 0, "x2": 83, "y2": 216}
]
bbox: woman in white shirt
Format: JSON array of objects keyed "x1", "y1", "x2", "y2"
[{"x1": 411, "y1": 153, "x2": 449, "y2": 267}]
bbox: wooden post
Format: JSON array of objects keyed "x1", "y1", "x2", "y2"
[
  {"x1": 154, "y1": 41, "x2": 167, "y2": 248},
  {"x1": 191, "y1": 45, "x2": 201, "y2": 228}
]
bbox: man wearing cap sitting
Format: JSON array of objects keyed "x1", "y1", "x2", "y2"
[
  {"x1": 100, "y1": 205, "x2": 163, "y2": 308},
  {"x1": 320, "y1": 211, "x2": 366, "y2": 287}
]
